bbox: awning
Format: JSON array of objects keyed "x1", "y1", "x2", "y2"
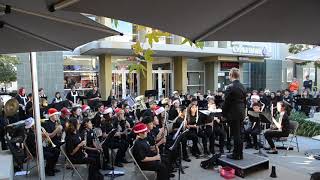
[
  {"x1": 50, "y1": 0, "x2": 320, "y2": 44},
  {"x1": 286, "y1": 47, "x2": 320, "y2": 63}
]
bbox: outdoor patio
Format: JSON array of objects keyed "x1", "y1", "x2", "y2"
[{"x1": 12, "y1": 136, "x2": 320, "y2": 180}]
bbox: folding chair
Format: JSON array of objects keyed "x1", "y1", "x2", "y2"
[
  {"x1": 284, "y1": 121, "x2": 299, "y2": 155},
  {"x1": 128, "y1": 146, "x2": 157, "y2": 180},
  {"x1": 60, "y1": 144, "x2": 86, "y2": 180},
  {"x1": 274, "y1": 121, "x2": 300, "y2": 155}
]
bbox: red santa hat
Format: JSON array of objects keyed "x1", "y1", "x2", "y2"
[
  {"x1": 61, "y1": 107, "x2": 71, "y2": 115},
  {"x1": 133, "y1": 123, "x2": 148, "y2": 134},
  {"x1": 82, "y1": 104, "x2": 90, "y2": 112},
  {"x1": 114, "y1": 108, "x2": 123, "y2": 114},
  {"x1": 103, "y1": 107, "x2": 113, "y2": 115},
  {"x1": 48, "y1": 108, "x2": 60, "y2": 117},
  {"x1": 154, "y1": 106, "x2": 165, "y2": 115}
]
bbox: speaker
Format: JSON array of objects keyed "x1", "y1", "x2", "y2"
[{"x1": 145, "y1": 90, "x2": 157, "y2": 97}]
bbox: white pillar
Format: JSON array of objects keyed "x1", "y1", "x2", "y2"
[
  {"x1": 121, "y1": 69, "x2": 126, "y2": 99},
  {"x1": 158, "y1": 67, "x2": 163, "y2": 97},
  {"x1": 30, "y1": 52, "x2": 45, "y2": 180}
]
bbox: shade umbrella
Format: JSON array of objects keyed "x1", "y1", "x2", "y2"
[
  {"x1": 50, "y1": 0, "x2": 320, "y2": 44},
  {"x1": 0, "y1": 1, "x2": 120, "y2": 179}
]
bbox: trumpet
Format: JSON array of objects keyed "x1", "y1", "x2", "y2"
[{"x1": 41, "y1": 127, "x2": 56, "y2": 148}]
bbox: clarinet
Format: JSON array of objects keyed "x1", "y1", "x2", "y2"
[{"x1": 83, "y1": 131, "x2": 87, "y2": 153}]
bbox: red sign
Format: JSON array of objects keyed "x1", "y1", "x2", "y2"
[{"x1": 220, "y1": 62, "x2": 239, "y2": 71}]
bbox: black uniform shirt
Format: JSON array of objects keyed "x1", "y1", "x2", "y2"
[
  {"x1": 42, "y1": 120, "x2": 61, "y2": 146},
  {"x1": 132, "y1": 138, "x2": 157, "y2": 165},
  {"x1": 81, "y1": 129, "x2": 95, "y2": 148},
  {"x1": 65, "y1": 132, "x2": 85, "y2": 160},
  {"x1": 283, "y1": 95, "x2": 293, "y2": 106},
  {"x1": 92, "y1": 112, "x2": 103, "y2": 128}
]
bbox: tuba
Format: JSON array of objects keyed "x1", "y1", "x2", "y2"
[
  {"x1": 135, "y1": 95, "x2": 147, "y2": 111},
  {"x1": 4, "y1": 98, "x2": 19, "y2": 117}
]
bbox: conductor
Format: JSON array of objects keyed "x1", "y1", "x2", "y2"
[{"x1": 222, "y1": 68, "x2": 246, "y2": 160}]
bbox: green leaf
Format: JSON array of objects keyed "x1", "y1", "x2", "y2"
[
  {"x1": 145, "y1": 31, "x2": 170, "y2": 47},
  {"x1": 132, "y1": 41, "x2": 143, "y2": 55},
  {"x1": 144, "y1": 49, "x2": 154, "y2": 62}
]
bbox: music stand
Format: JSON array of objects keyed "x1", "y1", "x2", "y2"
[
  {"x1": 104, "y1": 129, "x2": 124, "y2": 179},
  {"x1": 247, "y1": 111, "x2": 269, "y2": 157},
  {"x1": 169, "y1": 129, "x2": 189, "y2": 180}
]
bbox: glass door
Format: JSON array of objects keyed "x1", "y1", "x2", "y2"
[
  {"x1": 112, "y1": 70, "x2": 138, "y2": 99},
  {"x1": 152, "y1": 68, "x2": 172, "y2": 97}
]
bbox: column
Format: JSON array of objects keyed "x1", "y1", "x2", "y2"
[
  {"x1": 99, "y1": 54, "x2": 112, "y2": 100},
  {"x1": 173, "y1": 56, "x2": 188, "y2": 94},
  {"x1": 205, "y1": 62, "x2": 215, "y2": 91},
  {"x1": 139, "y1": 61, "x2": 153, "y2": 95},
  {"x1": 158, "y1": 67, "x2": 163, "y2": 97}
]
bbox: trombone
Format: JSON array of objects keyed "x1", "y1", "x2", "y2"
[{"x1": 41, "y1": 127, "x2": 56, "y2": 148}]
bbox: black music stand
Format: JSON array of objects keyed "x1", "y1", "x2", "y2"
[
  {"x1": 248, "y1": 111, "x2": 270, "y2": 157},
  {"x1": 104, "y1": 129, "x2": 124, "y2": 179},
  {"x1": 169, "y1": 129, "x2": 189, "y2": 180}
]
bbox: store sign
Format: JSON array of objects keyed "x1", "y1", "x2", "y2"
[
  {"x1": 220, "y1": 62, "x2": 239, "y2": 71},
  {"x1": 232, "y1": 44, "x2": 268, "y2": 56}
]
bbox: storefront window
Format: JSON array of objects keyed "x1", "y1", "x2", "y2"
[
  {"x1": 63, "y1": 56, "x2": 99, "y2": 94},
  {"x1": 218, "y1": 62, "x2": 239, "y2": 90},
  {"x1": 187, "y1": 72, "x2": 205, "y2": 95}
]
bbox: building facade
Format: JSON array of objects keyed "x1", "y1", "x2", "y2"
[{"x1": 16, "y1": 17, "x2": 292, "y2": 100}]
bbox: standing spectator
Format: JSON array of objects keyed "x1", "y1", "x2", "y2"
[
  {"x1": 303, "y1": 75, "x2": 313, "y2": 91},
  {"x1": 289, "y1": 78, "x2": 300, "y2": 92}
]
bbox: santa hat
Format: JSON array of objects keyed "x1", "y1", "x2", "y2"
[
  {"x1": 82, "y1": 104, "x2": 90, "y2": 112},
  {"x1": 61, "y1": 107, "x2": 71, "y2": 115},
  {"x1": 133, "y1": 123, "x2": 148, "y2": 134},
  {"x1": 103, "y1": 107, "x2": 113, "y2": 115},
  {"x1": 251, "y1": 95, "x2": 260, "y2": 101},
  {"x1": 114, "y1": 108, "x2": 123, "y2": 114},
  {"x1": 48, "y1": 108, "x2": 60, "y2": 117},
  {"x1": 154, "y1": 106, "x2": 165, "y2": 115}
]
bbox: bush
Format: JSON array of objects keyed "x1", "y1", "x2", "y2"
[{"x1": 290, "y1": 111, "x2": 320, "y2": 137}]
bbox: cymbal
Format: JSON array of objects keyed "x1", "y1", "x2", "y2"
[{"x1": 4, "y1": 98, "x2": 19, "y2": 117}]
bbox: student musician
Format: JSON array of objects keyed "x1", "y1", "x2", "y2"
[
  {"x1": 39, "y1": 88, "x2": 47, "y2": 100},
  {"x1": 86, "y1": 86, "x2": 101, "y2": 110},
  {"x1": 104, "y1": 108, "x2": 130, "y2": 167},
  {"x1": 65, "y1": 118, "x2": 102, "y2": 180},
  {"x1": 52, "y1": 92, "x2": 63, "y2": 104},
  {"x1": 70, "y1": 106, "x2": 82, "y2": 123},
  {"x1": 41, "y1": 108, "x2": 62, "y2": 176},
  {"x1": 132, "y1": 123, "x2": 171, "y2": 180},
  {"x1": 245, "y1": 102, "x2": 261, "y2": 150},
  {"x1": 66, "y1": 86, "x2": 80, "y2": 106},
  {"x1": 283, "y1": 89, "x2": 294, "y2": 107},
  {"x1": 264, "y1": 101, "x2": 291, "y2": 154},
  {"x1": 92, "y1": 103, "x2": 105, "y2": 128},
  {"x1": 16, "y1": 87, "x2": 28, "y2": 121},
  {"x1": 300, "y1": 90, "x2": 313, "y2": 116},
  {"x1": 168, "y1": 99, "x2": 180, "y2": 121},
  {"x1": 185, "y1": 104, "x2": 201, "y2": 158}
]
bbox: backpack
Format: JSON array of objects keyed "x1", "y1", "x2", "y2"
[{"x1": 200, "y1": 153, "x2": 221, "y2": 169}]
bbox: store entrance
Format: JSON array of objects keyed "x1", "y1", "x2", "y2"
[{"x1": 218, "y1": 71, "x2": 231, "y2": 90}]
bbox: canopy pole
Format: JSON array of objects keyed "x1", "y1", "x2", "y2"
[
  {"x1": 30, "y1": 52, "x2": 46, "y2": 180},
  {"x1": 49, "y1": 0, "x2": 80, "y2": 11},
  {"x1": 193, "y1": 0, "x2": 268, "y2": 42},
  {"x1": 0, "y1": 4, "x2": 120, "y2": 35}
]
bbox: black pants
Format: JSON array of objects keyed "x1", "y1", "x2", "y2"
[
  {"x1": 264, "y1": 130, "x2": 289, "y2": 149},
  {"x1": 140, "y1": 160, "x2": 169, "y2": 180},
  {"x1": 43, "y1": 147, "x2": 60, "y2": 173},
  {"x1": 70, "y1": 154, "x2": 100, "y2": 180},
  {"x1": 103, "y1": 138, "x2": 129, "y2": 163},
  {"x1": 0, "y1": 126, "x2": 7, "y2": 150},
  {"x1": 230, "y1": 117, "x2": 244, "y2": 156},
  {"x1": 183, "y1": 129, "x2": 200, "y2": 157},
  {"x1": 244, "y1": 127, "x2": 260, "y2": 147},
  {"x1": 198, "y1": 125, "x2": 225, "y2": 154}
]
